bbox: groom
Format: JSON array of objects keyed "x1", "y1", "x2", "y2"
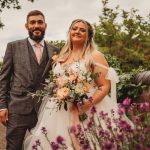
[{"x1": 0, "y1": 10, "x2": 59, "y2": 150}]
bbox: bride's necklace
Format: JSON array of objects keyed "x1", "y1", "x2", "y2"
[
  {"x1": 62, "y1": 56, "x2": 81, "y2": 67},
  {"x1": 70, "y1": 52, "x2": 83, "y2": 62}
]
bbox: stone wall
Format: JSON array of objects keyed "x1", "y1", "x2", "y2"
[{"x1": 135, "y1": 71, "x2": 150, "y2": 102}]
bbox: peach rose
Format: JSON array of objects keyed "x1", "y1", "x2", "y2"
[
  {"x1": 56, "y1": 77, "x2": 68, "y2": 87},
  {"x1": 84, "y1": 82, "x2": 91, "y2": 93},
  {"x1": 56, "y1": 87, "x2": 70, "y2": 100},
  {"x1": 68, "y1": 74, "x2": 78, "y2": 82}
]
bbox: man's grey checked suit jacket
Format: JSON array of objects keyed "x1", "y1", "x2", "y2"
[{"x1": 0, "y1": 38, "x2": 59, "y2": 114}]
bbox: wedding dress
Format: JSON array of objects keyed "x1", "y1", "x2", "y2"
[{"x1": 23, "y1": 60, "x2": 124, "y2": 150}]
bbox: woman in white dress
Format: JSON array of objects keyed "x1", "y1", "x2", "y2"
[{"x1": 24, "y1": 19, "x2": 128, "y2": 150}]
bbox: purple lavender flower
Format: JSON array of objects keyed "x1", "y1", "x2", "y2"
[
  {"x1": 41, "y1": 127, "x2": 47, "y2": 135},
  {"x1": 136, "y1": 125, "x2": 142, "y2": 132},
  {"x1": 87, "y1": 116, "x2": 94, "y2": 128},
  {"x1": 76, "y1": 124, "x2": 82, "y2": 131},
  {"x1": 139, "y1": 102, "x2": 150, "y2": 112},
  {"x1": 118, "y1": 106, "x2": 125, "y2": 115},
  {"x1": 136, "y1": 144, "x2": 145, "y2": 150},
  {"x1": 118, "y1": 120, "x2": 132, "y2": 132},
  {"x1": 51, "y1": 142, "x2": 59, "y2": 150},
  {"x1": 32, "y1": 145, "x2": 37, "y2": 150},
  {"x1": 144, "y1": 127, "x2": 150, "y2": 134},
  {"x1": 37, "y1": 102, "x2": 150, "y2": 149},
  {"x1": 122, "y1": 97, "x2": 131, "y2": 108},
  {"x1": 134, "y1": 116, "x2": 141, "y2": 125},
  {"x1": 90, "y1": 106, "x2": 97, "y2": 114},
  {"x1": 117, "y1": 132, "x2": 124, "y2": 142},
  {"x1": 35, "y1": 139, "x2": 41, "y2": 146},
  {"x1": 103, "y1": 141, "x2": 115, "y2": 150},
  {"x1": 99, "y1": 129, "x2": 110, "y2": 138},
  {"x1": 99, "y1": 129, "x2": 105, "y2": 136},
  {"x1": 82, "y1": 140, "x2": 92, "y2": 150},
  {"x1": 56, "y1": 136, "x2": 65, "y2": 145},
  {"x1": 99, "y1": 111, "x2": 108, "y2": 119},
  {"x1": 128, "y1": 103, "x2": 137, "y2": 112},
  {"x1": 146, "y1": 145, "x2": 150, "y2": 150},
  {"x1": 69, "y1": 126, "x2": 76, "y2": 134},
  {"x1": 87, "y1": 120, "x2": 93, "y2": 128}
]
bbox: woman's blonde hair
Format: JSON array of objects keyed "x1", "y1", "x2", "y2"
[{"x1": 56, "y1": 19, "x2": 97, "y2": 70}]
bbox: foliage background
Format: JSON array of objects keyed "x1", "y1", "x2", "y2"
[{"x1": 0, "y1": 0, "x2": 149, "y2": 102}]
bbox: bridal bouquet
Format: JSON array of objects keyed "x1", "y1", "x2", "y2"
[{"x1": 36, "y1": 63, "x2": 99, "y2": 111}]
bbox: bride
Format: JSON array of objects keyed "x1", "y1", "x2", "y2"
[{"x1": 24, "y1": 19, "x2": 129, "y2": 149}]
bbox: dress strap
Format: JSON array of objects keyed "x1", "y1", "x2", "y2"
[
  {"x1": 94, "y1": 62, "x2": 108, "y2": 70},
  {"x1": 94, "y1": 62, "x2": 119, "y2": 102}
]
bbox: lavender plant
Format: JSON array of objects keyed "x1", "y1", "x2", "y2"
[
  {"x1": 69, "y1": 98, "x2": 150, "y2": 150},
  {"x1": 32, "y1": 98, "x2": 150, "y2": 149}
]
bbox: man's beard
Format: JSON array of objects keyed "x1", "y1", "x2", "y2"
[{"x1": 28, "y1": 28, "x2": 45, "y2": 42}]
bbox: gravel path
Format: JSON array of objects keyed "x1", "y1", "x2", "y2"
[{"x1": 0, "y1": 124, "x2": 6, "y2": 150}]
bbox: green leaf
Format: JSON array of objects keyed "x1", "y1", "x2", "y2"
[
  {"x1": 79, "y1": 113, "x2": 88, "y2": 122},
  {"x1": 64, "y1": 101, "x2": 68, "y2": 111}
]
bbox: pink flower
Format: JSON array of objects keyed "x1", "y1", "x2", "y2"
[
  {"x1": 69, "y1": 126, "x2": 76, "y2": 134},
  {"x1": 118, "y1": 106, "x2": 125, "y2": 115},
  {"x1": 140, "y1": 102, "x2": 150, "y2": 112},
  {"x1": 56, "y1": 87, "x2": 70, "y2": 100},
  {"x1": 134, "y1": 116, "x2": 141, "y2": 125},
  {"x1": 51, "y1": 142, "x2": 59, "y2": 150},
  {"x1": 56, "y1": 136, "x2": 65, "y2": 145},
  {"x1": 122, "y1": 97, "x2": 131, "y2": 107}
]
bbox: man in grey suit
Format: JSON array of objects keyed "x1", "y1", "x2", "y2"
[{"x1": 0, "y1": 10, "x2": 59, "y2": 150}]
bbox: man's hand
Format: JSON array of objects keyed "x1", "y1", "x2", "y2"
[{"x1": 0, "y1": 109, "x2": 8, "y2": 126}]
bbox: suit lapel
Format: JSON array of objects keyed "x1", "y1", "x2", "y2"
[
  {"x1": 21, "y1": 39, "x2": 33, "y2": 80},
  {"x1": 41, "y1": 42, "x2": 53, "y2": 78}
]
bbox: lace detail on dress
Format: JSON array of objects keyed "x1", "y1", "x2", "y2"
[{"x1": 53, "y1": 60, "x2": 87, "y2": 76}]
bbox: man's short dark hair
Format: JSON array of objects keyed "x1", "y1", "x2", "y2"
[{"x1": 26, "y1": 10, "x2": 45, "y2": 22}]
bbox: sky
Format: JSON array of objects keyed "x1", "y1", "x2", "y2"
[{"x1": 0, "y1": 0, "x2": 149, "y2": 59}]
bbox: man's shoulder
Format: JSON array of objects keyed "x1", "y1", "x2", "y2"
[{"x1": 8, "y1": 38, "x2": 27, "y2": 45}]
